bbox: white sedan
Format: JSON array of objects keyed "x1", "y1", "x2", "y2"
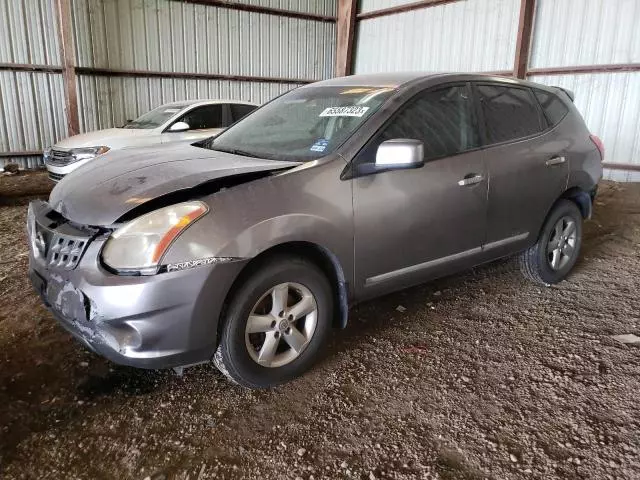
[{"x1": 44, "y1": 99, "x2": 258, "y2": 182}]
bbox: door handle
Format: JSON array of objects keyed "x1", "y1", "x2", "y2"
[
  {"x1": 545, "y1": 156, "x2": 566, "y2": 166},
  {"x1": 458, "y1": 174, "x2": 484, "y2": 187}
]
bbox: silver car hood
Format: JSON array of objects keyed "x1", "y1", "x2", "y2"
[{"x1": 49, "y1": 142, "x2": 301, "y2": 226}]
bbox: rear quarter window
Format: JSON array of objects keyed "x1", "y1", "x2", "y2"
[
  {"x1": 534, "y1": 89, "x2": 570, "y2": 127},
  {"x1": 231, "y1": 103, "x2": 257, "y2": 122},
  {"x1": 476, "y1": 84, "x2": 544, "y2": 144}
]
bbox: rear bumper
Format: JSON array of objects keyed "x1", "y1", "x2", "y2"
[{"x1": 27, "y1": 202, "x2": 248, "y2": 369}]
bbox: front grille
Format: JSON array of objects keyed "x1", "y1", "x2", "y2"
[
  {"x1": 46, "y1": 149, "x2": 74, "y2": 166},
  {"x1": 31, "y1": 207, "x2": 94, "y2": 271},
  {"x1": 48, "y1": 172, "x2": 65, "y2": 182},
  {"x1": 46, "y1": 233, "x2": 88, "y2": 270}
]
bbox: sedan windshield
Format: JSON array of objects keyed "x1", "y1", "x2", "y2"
[
  {"x1": 204, "y1": 86, "x2": 395, "y2": 161},
  {"x1": 122, "y1": 103, "x2": 190, "y2": 129}
]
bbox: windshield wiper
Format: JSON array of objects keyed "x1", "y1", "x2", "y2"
[{"x1": 208, "y1": 146, "x2": 265, "y2": 159}]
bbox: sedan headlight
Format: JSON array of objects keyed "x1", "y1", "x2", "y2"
[
  {"x1": 44, "y1": 146, "x2": 110, "y2": 165},
  {"x1": 102, "y1": 201, "x2": 209, "y2": 275},
  {"x1": 69, "y1": 146, "x2": 110, "y2": 162}
]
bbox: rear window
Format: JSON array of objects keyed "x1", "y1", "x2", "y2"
[
  {"x1": 476, "y1": 85, "x2": 544, "y2": 144},
  {"x1": 534, "y1": 89, "x2": 569, "y2": 127}
]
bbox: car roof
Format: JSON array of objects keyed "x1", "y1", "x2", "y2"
[
  {"x1": 161, "y1": 99, "x2": 259, "y2": 108},
  {"x1": 303, "y1": 72, "x2": 440, "y2": 88},
  {"x1": 304, "y1": 72, "x2": 548, "y2": 90}
]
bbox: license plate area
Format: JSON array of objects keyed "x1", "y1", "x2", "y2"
[
  {"x1": 45, "y1": 273, "x2": 89, "y2": 323},
  {"x1": 30, "y1": 270, "x2": 48, "y2": 304}
]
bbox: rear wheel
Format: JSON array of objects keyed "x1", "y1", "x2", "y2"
[
  {"x1": 213, "y1": 255, "x2": 333, "y2": 388},
  {"x1": 518, "y1": 199, "x2": 583, "y2": 285}
]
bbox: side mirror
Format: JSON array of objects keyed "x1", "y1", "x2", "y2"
[
  {"x1": 168, "y1": 121, "x2": 190, "y2": 132},
  {"x1": 345, "y1": 139, "x2": 426, "y2": 180},
  {"x1": 375, "y1": 139, "x2": 424, "y2": 169}
]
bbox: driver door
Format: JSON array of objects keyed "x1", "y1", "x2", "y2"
[
  {"x1": 352, "y1": 84, "x2": 488, "y2": 299},
  {"x1": 163, "y1": 104, "x2": 230, "y2": 143}
]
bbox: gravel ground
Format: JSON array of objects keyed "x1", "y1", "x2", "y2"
[{"x1": 1, "y1": 172, "x2": 639, "y2": 480}]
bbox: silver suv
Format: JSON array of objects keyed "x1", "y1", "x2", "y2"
[{"x1": 28, "y1": 73, "x2": 603, "y2": 388}]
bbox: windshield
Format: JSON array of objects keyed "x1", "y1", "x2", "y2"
[
  {"x1": 204, "y1": 86, "x2": 395, "y2": 161},
  {"x1": 122, "y1": 103, "x2": 190, "y2": 129}
]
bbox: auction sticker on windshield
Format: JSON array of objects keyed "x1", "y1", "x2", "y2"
[{"x1": 319, "y1": 106, "x2": 370, "y2": 117}]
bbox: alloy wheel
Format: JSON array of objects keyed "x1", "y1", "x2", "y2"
[
  {"x1": 546, "y1": 215, "x2": 578, "y2": 271},
  {"x1": 244, "y1": 282, "x2": 318, "y2": 368}
]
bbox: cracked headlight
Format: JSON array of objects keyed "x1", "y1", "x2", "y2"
[{"x1": 102, "y1": 201, "x2": 209, "y2": 275}]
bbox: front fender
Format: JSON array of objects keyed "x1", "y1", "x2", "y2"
[
  {"x1": 219, "y1": 213, "x2": 348, "y2": 258},
  {"x1": 161, "y1": 157, "x2": 354, "y2": 288},
  {"x1": 164, "y1": 213, "x2": 352, "y2": 279}
]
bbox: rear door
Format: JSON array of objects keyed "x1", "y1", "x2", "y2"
[
  {"x1": 352, "y1": 83, "x2": 488, "y2": 298},
  {"x1": 474, "y1": 83, "x2": 569, "y2": 255}
]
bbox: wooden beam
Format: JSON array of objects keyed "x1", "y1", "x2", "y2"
[
  {"x1": 180, "y1": 0, "x2": 336, "y2": 22},
  {"x1": 55, "y1": 0, "x2": 80, "y2": 137},
  {"x1": 513, "y1": 0, "x2": 536, "y2": 79},
  {"x1": 528, "y1": 63, "x2": 640, "y2": 76},
  {"x1": 0, "y1": 63, "x2": 63, "y2": 73},
  {"x1": 335, "y1": 0, "x2": 357, "y2": 77},
  {"x1": 356, "y1": 0, "x2": 461, "y2": 21},
  {"x1": 74, "y1": 67, "x2": 313, "y2": 85}
]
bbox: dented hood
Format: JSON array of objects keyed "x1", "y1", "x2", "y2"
[{"x1": 49, "y1": 142, "x2": 300, "y2": 226}]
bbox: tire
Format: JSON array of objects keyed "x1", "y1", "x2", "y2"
[
  {"x1": 213, "y1": 255, "x2": 333, "y2": 388},
  {"x1": 518, "y1": 199, "x2": 583, "y2": 285}
]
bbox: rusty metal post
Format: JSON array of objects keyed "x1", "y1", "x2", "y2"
[
  {"x1": 55, "y1": 0, "x2": 80, "y2": 136},
  {"x1": 514, "y1": 0, "x2": 537, "y2": 79},
  {"x1": 335, "y1": 0, "x2": 357, "y2": 77}
]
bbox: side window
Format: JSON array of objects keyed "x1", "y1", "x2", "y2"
[
  {"x1": 534, "y1": 89, "x2": 569, "y2": 127},
  {"x1": 177, "y1": 105, "x2": 224, "y2": 130},
  {"x1": 231, "y1": 103, "x2": 257, "y2": 122},
  {"x1": 376, "y1": 85, "x2": 480, "y2": 161},
  {"x1": 476, "y1": 85, "x2": 544, "y2": 144}
]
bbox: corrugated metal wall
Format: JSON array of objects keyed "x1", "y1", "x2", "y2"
[
  {"x1": 530, "y1": 0, "x2": 640, "y2": 176},
  {"x1": 0, "y1": 0, "x2": 336, "y2": 170},
  {"x1": 359, "y1": 0, "x2": 415, "y2": 14},
  {"x1": 0, "y1": 0, "x2": 66, "y2": 169},
  {"x1": 0, "y1": 0, "x2": 61, "y2": 65},
  {"x1": 0, "y1": 71, "x2": 69, "y2": 152},
  {"x1": 239, "y1": 0, "x2": 336, "y2": 16},
  {"x1": 69, "y1": 0, "x2": 335, "y2": 131},
  {"x1": 72, "y1": 0, "x2": 335, "y2": 79},
  {"x1": 72, "y1": 0, "x2": 335, "y2": 137},
  {"x1": 529, "y1": 0, "x2": 640, "y2": 68},
  {"x1": 354, "y1": 0, "x2": 520, "y2": 74}
]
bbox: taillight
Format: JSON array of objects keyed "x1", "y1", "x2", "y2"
[{"x1": 590, "y1": 134, "x2": 605, "y2": 161}]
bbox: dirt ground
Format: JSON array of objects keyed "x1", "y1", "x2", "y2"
[{"x1": 0, "y1": 171, "x2": 639, "y2": 480}]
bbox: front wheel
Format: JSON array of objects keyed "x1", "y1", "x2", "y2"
[
  {"x1": 213, "y1": 255, "x2": 333, "y2": 388},
  {"x1": 518, "y1": 199, "x2": 583, "y2": 285}
]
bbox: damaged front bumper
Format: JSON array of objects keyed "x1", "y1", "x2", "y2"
[{"x1": 27, "y1": 201, "x2": 247, "y2": 369}]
